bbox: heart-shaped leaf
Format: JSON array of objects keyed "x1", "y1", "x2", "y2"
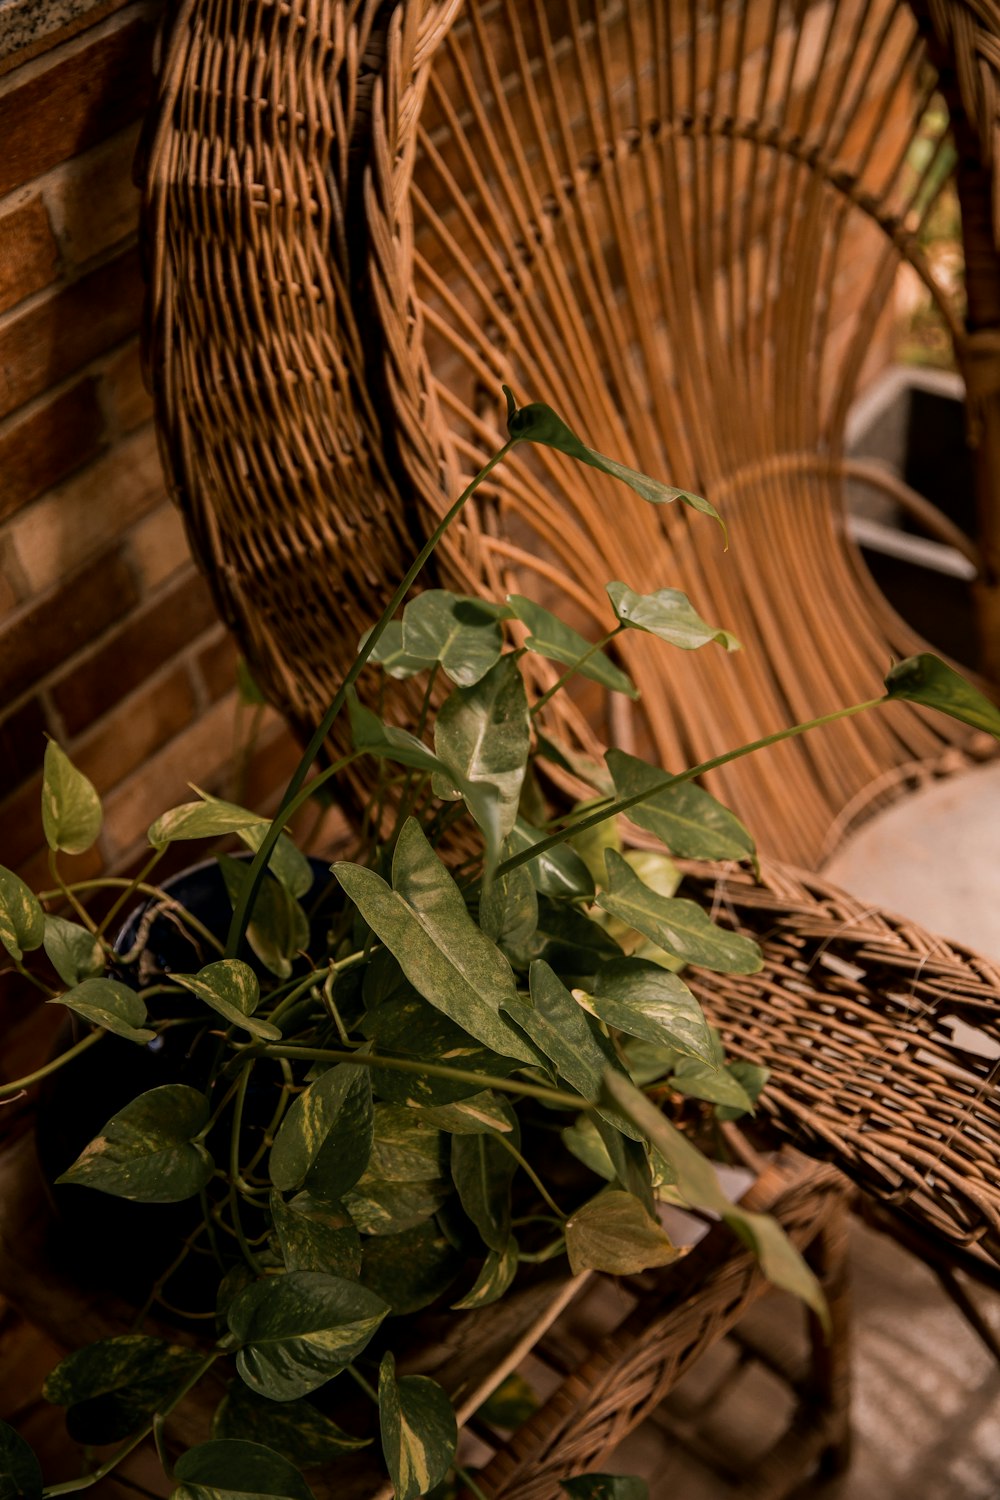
[
  {"x1": 451, "y1": 1237, "x2": 519, "y2": 1309},
  {"x1": 589, "y1": 957, "x2": 714, "y2": 1064},
  {"x1": 884, "y1": 653, "x2": 1000, "y2": 737},
  {"x1": 42, "y1": 740, "x2": 102, "y2": 854},
  {"x1": 0, "y1": 1418, "x2": 42, "y2": 1500},
  {"x1": 361, "y1": 1221, "x2": 464, "y2": 1313},
  {"x1": 717, "y1": 1061, "x2": 770, "y2": 1122},
  {"x1": 402, "y1": 591, "x2": 508, "y2": 686},
  {"x1": 434, "y1": 656, "x2": 531, "y2": 846},
  {"x1": 598, "y1": 852, "x2": 762, "y2": 974},
  {"x1": 171, "y1": 1439, "x2": 315, "y2": 1500},
  {"x1": 174, "y1": 960, "x2": 281, "y2": 1041},
  {"x1": 366, "y1": 1105, "x2": 445, "y2": 1183},
  {"x1": 51, "y1": 977, "x2": 154, "y2": 1044},
  {"x1": 56, "y1": 1085, "x2": 213, "y2": 1202},
  {"x1": 270, "y1": 1065, "x2": 373, "y2": 1198},
  {"x1": 43, "y1": 1336, "x2": 204, "y2": 1445},
  {"x1": 270, "y1": 1192, "x2": 362, "y2": 1278},
  {"x1": 504, "y1": 388, "x2": 722, "y2": 534},
  {"x1": 606, "y1": 582, "x2": 739, "y2": 651},
  {"x1": 565, "y1": 1190, "x2": 677, "y2": 1275},
  {"x1": 507, "y1": 595, "x2": 637, "y2": 698},
  {"x1": 212, "y1": 1382, "x2": 369, "y2": 1464},
  {"x1": 378, "y1": 1353, "x2": 457, "y2": 1500},
  {"x1": 227, "y1": 1272, "x2": 389, "y2": 1401},
  {"x1": 605, "y1": 750, "x2": 755, "y2": 865},
  {"x1": 334, "y1": 821, "x2": 539, "y2": 1066},
  {"x1": 43, "y1": 915, "x2": 104, "y2": 986},
  {"x1": 344, "y1": 1177, "x2": 450, "y2": 1237},
  {"x1": 234, "y1": 824, "x2": 314, "y2": 899},
  {"x1": 0, "y1": 865, "x2": 44, "y2": 962},
  {"x1": 147, "y1": 797, "x2": 268, "y2": 851},
  {"x1": 601, "y1": 1071, "x2": 828, "y2": 1328}
]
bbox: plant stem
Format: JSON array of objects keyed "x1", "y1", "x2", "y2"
[
  {"x1": 224, "y1": 440, "x2": 517, "y2": 961},
  {"x1": 0, "y1": 1028, "x2": 104, "y2": 1099},
  {"x1": 96, "y1": 849, "x2": 164, "y2": 939},
  {"x1": 42, "y1": 1352, "x2": 219, "y2": 1495},
  {"x1": 48, "y1": 851, "x2": 101, "y2": 938},
  {"x1": 491, "y1": 1133, "x2": 568, "y2": 1220},
  {"x1": 229, "y1": 1063, "x2": 263, "y2": 1270},
  {"x1": 530, "y1": 625, "x2": 625, "y2": 716},
  {"x1": 455, "y1": 1466, "x2": 492, "y2": 1500},
  {"x1": 345, "y1": 1363, "x2": 379, "y2": 1404},
  {"x1": 496, "y1": 696, "x2": 884, "y2": 879},
  {"x1": 256, "y1": 1044, "x2": 584, "y2": 1111},
  {"x1": 12, "y1": 958, "x2": 56, "y2": 997}
]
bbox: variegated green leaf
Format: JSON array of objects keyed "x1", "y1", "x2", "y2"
[
  {"x1": 378, "y1": 1353, "x2": 457, "y2": 1500},
  {"x1": 171, "y1": 1439, "x2": 315, "y2": 1500},
  {"x1": 0, "y1": 864, "x2": 44, "y2": 962},
  {"x1": 606, "y1": 582, "x2": 738, "y2": 651},
  {"x1": 269, "y1": 1064, "x2": 373, "y2": 1199},
  {"x1": 51, "y1": 977, "x2": 154, "y2": 1044},
  {"x1": 42, "y1": 740, "x2": 102, "y2": 854},
  {"x1": 565, "y1": 1190, "x2": 677, "y2": 1276},
  {"x1": 451, "y1": 1238, "x2": 519, "y2": 1309},
  {"x1": 227, "y1": 1272, "x2": 389, "y2": 1401},
  {"x1": 597, "y1": 852, "x2": 762, "y2": 974},
  {"x1": 43, "y1": 914, "x2": 103, "y2": 986},
  {"x1": 174, "y1": 959, "x2": 281, "y2": 1040},
  {"x1": 56, "y1": 1085, "x2": 213, "y2": 1202}
]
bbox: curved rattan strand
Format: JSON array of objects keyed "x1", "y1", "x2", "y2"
[{"x1": 365, "y1": 0, "x2": 999, "y2": 870}]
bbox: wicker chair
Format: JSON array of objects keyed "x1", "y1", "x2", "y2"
[{"x1": 138, "y1": 0, "x2": 1000, "y2": 1482}]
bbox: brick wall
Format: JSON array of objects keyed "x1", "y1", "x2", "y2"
[{"x1": 0, "y1": 1, "x2": 302, "y2": 898}]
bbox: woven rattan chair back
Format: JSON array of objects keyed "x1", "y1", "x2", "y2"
[
  {"x1": 144, "y1": 0, "x2": 1000, "y2": 869},
  {"x1": 141, "y1": 1, "x2": 1000, "y2": 1278}
]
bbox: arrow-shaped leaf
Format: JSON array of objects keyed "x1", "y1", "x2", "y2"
[
  {"x1": 504, "y1": 387, "x2": 722, "y2": 534},
  {"x1": 605, "y1": 749, "x2": 755, "y2": 865},
  {"x1": 507, "y1": 595, "x2": 637, "y2": 698},
  {"x1": 597, "y1": 852, "x2": 762, "y2": 974},
  {"x1": 434, "y1": 656, "x2": 530, "y2": 845},
  {"x1": 333, "y1": 820, "x2": 539, "y2": 1065},
  {"x1": 588, "y1": 956, "x2": 714, "y2": 1064},
  {"x1": 606, "y1": 582, "x2": 739, "y2": 651},
  {"x1": 402, "y1": 591, "x2": 508, "y2": 687},
  {"x1": 884, "y1": 653, "x2": 1000, "y2": 738}
]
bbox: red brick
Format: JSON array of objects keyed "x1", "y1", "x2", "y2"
[
  {"x1": 196, "y1": 629, "x2": 239, "y2": 702},
  {"x1": 99, "y1": 339, "x2": 153, "y2": 435},
  {"x1": 0, "y1": 246, "x2": 143, "y2": 420},
  {"x1": 51, "y1": 570, "x2": 219, "y2": 734},
  {"x1": 0, "y1": 195, "x2": 59, "y2": 314},
  {"x1": 15, "y1": 842, "x2": 103, "y2": 898},
  {"x1": 0, "y1": 696, "x2": 49, "y2": 795},
  {"x1": 0, "y1": 17, "x2": 155, "y2": 199},
  {"x1": 46, "y1": 124, "x2": 142, "y2": 267},
  {"x1": 0, "y1": 546, "x2": 138, "y2": 704},
  {"x1": 127, "y1": 505, "x2": 191, "y2": 590},
  {"x1": 71, "y1": 664, "x2": 197, "y2": 794},
  {"x1": 0, "y1": 378, "x2": 105, "y2": 521}
]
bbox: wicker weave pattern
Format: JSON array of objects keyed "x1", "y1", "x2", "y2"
[
  {"x1": 681, "y1": 857, "x2": 1000, "y2": 1263},
  {"x1": 144, "y1": 0, "x2": 1000, "y2": 869}
]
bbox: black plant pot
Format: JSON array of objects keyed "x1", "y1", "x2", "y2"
[{"x1": 35, "y1": 855, "x2": 334, "y2": 1315}]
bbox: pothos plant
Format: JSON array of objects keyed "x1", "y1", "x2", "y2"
[{"x1": 2, "y1": 389, "x2": 999, "y2": 1500}]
